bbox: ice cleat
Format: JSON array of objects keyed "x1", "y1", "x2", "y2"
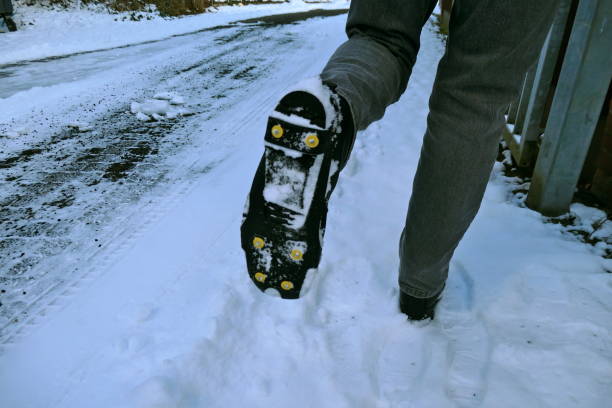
[{"x1": 241, "y1": 78, "x2": 354, "y2": 299}]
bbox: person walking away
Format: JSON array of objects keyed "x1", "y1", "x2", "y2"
[
  {"x1": 0, "y1": 0, "x2": 17, "y2": 32},
  {"x1": 241, "y1": 0, "x2": 558, "y2": 320}
]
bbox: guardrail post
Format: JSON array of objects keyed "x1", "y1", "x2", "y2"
[
  {"x1": 515, "y1": 0, "x2": 573, "y2": 167},
  {"x1": 513, "y1": 67, "x2": 536, "y2": 137},
  {"x1": 526, "y1": 0, "x2": 612, "y2": 216},
  {"x1": 507, "y1": 99, "x2": 519, "y2": 125}
]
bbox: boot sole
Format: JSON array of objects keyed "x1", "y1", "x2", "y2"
[{"x1": 241, "y1": 114, "x2": 336, "y2": 299}]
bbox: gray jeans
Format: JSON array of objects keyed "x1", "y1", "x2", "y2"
[
  {"x1": 0, "y1": 0, "x2": 13, "y2": 16},
  {"x1": 321, "y1": 0, "x2": 557, "y2": 298}
]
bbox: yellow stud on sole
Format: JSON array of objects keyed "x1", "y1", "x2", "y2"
[
  {"x1": 252, "y1": 236, "x2": 265, "y2": 249},
  {"x1": 254, "y1": 272, "x2": 267, "y2": 283},
  {"x1": 304, "y1": 133, "x2": 319, "y2": 148},
  {"x1": 280, "y1": 281, "x2": 294, "y2": 291},
  {"x1": 271, "y1": 125, "x2": 284, "y2": 139},
  {"x1": 290, "y1": 249, "x2": 303, "y2": 261}
]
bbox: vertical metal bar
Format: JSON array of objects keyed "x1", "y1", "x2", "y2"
[
  {"x1": 507, "y1": 68, "x2": 535, "y2": 166},
  {"x1": 526, "y1": 0, "x2": 612, "y2": 216},
  {"x1": 517, "y1": 0, "x2": 573, "y2": 167},
  {"x1": 507, "y1": 99, "x2": 520, "y2": 125},
  {"x1": 513, "y1": 66, "x2": 536, "y2": 136}
]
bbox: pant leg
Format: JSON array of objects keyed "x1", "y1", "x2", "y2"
[
  {"x1": 321, "y1": 0, "x2": 438, "y2": 131},
  {"x1": 399, "y1": 0, "x2": 559, "y2": 298},
  {"x1": 0, "y1": 0, "x2": 13, "y2": 16}
]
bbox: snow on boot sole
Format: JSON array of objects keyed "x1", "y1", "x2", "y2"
[{"x1": 241, "y1": 89, "x2": 342, "y2": 299}]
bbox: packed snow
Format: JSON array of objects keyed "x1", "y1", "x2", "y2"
[
  {"x1": 130, "y1": 93, "x2": 189, "y2": 121},
  {"x1": 67, "y1": 121, "x2": 94, "y2": 132},
  {"x1": 0, "y1": 8, "x2": 611, "y2": 408},
  {"x1": 1, "y1": 125, "x2": 28, "y2": 138}
]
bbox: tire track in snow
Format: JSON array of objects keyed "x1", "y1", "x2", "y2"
[{"x1": 0, "y1": 19, "x2": 334, "y2": 348}]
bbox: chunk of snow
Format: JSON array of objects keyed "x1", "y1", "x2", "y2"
[
  {"x1": 153, "y1": 92, "x2": 185, "y2": 105},
  {"x1": 140, "y1": 99, "x2": 171, "y2": 115},
  {"x1": 591, "y1": 220, "x2": 612, "y2": 243},
  {"x1": 136, "y1": 112, "x2": 151, "y2": 121},
  {"x1": 285, "y1": 76, "x2": 337, "y2": 129},
  {"x1": 130, "y1": 94, "x2": 188, "y2": 121},
  {"x1": 264, "y1": 143, "x2": 304, "y2": 159},
  {"x1": 264, "y1": 288, "x2": 281, "y2": 298},
  {"x1": 153, "y1": 92, "x2": 175, "y2": 101},
  {"x1": 130, "y1": 102, "x2": 142, "y2": 114},
  {"x1": 3, "y1": 127, "x2": 29, "y2": 138},
  {"x1": 170, "y1": 96, "x2": 185, "y2": 105},
  {"x1": 269, "y1": 110, "x2": 325, "y2": 130},
  {"x1": 68, "y1": 122, "x2": 93, "y2": 132},
  {"x1": 570, "y1": 203, "x2": 607, "y2": 227}
]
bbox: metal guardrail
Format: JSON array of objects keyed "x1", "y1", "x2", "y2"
[
  {"x1": 503, "y1": 0, "x2": 612, "y2": 216},
  {"x1": 503, "y1": 0, "x2": 573, "y2": 168}
]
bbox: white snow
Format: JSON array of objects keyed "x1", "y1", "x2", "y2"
[
  {"x1": 0, "y1": 11, "x2": 611, "y2": 408},
  {"x1": 0, "y1": 1, "x2": 350, "y2": 65},
  {"x1": 130, "y1": 95, "x2": 189, "y2": 121},
  {"x1": 264, "y1": 142, "x2": 304, "y2": 159},
  {"x1": 592, "y1": 220, "x2": 612, "y2": 242},
  {"x1": 153, "y1": 92, "x2": 185, "y2": 105},
  {"x1": 262, "y1": 146, "x2": 323, "y2": 229},
  {"x1": 285, "y1": 76, "x2": 338, "y2": 129},
  {"x1": 67, "y1": 121, "x2": 94, "y2": 132},
  {"x1": 1, "y1": 126, "x2": 29, "y2": 138},
  {"x1": 569, "y1": 202, "x2": 608, "y2": 234},
  {"x1": 269, "y1": 110, "x2": 326, "y2": 130},
  {"x1": 135, "y1": 111, "x2": 151, "y2": 121}
]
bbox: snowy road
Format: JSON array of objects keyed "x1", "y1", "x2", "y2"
[
  {"x1": 1, "y1": 11, "x2": 612, "y2": 408},
  {"x1": 0, "y1": 13, "x2": 347, "y2": 340}
]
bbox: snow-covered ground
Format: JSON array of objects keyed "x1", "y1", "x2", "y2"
[
  {"x1": 1, "y1": 9, "x2": 611, "y2": 408},
  {"x1": 0, "y1": 0, "x2": 349, "y2": 64},
  {"x1": 1, "y1": 9, "x2": 355, "y2": 334}
]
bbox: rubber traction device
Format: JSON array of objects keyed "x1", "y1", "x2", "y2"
[{"x1": 241, "y1": 89, "x2": 346, "y2": 299}]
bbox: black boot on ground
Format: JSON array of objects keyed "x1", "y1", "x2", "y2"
[
  {"x1": 2, "y1": 15, "x2": 17, "y2": 32},
  {"x1": 399, "y1": 288, "x2": 443, "y2": 321},
  {"x1": 241, "y1": 79, "x2": 354, "y2": 299}
]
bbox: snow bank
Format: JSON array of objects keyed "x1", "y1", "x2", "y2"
[{"x1": 0, "y1": 0, "x2": 349, "y2": 65}]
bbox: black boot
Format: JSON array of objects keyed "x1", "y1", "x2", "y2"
[
  {"x1": 241, "y1": 79, "x2": 354, "y2": 299},
  {"x1": 399, "y1": 287, "x2": 444, "y2": 321},
  {"x1": 2, "y1": 15, "x2": 17, "y2": 32}
]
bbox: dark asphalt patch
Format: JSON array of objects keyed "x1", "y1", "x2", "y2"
[
  {"x1": 0, "y1": 148, "x2": 43, "y2": 169},
  {"x1": 237, "y1": 8, "x2": 348, "y2": 25}
]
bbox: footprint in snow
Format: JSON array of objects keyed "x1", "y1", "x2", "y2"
[
  {"x1": 376, "y1": 321, "x2": 432, "y2": 405},
  {"x1": 438, "y1": 262, "x2": 490, "y2": 407}
]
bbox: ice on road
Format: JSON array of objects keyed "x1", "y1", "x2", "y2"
[{"x1": 1, "y1": 12, "x2": 611, "y2": 408}]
